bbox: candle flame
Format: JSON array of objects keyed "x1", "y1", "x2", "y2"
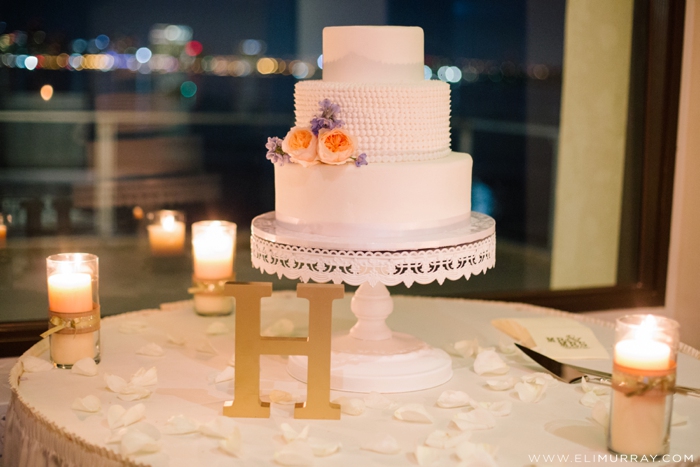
[
  {"x1": 162, "y1": 215, "x2": 176, "y2": 231},
  {"x1": 635, "y1": 315, "x2": 657, "y2": 341}
]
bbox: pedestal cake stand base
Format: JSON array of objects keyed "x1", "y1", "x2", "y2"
[{"x1": 251, "y1": 211, "x2": 496, "y2": 393}]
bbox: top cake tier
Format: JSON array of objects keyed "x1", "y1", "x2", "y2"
[{"x1": 323, "y1": 26, "x2": 424, "y2": 83}]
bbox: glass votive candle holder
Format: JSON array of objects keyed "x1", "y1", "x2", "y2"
[
  {"x1": 608, "y1": 314, "x2": 679, "y2": 457},
  {"x1": 147, "y1": 210, "x2": 186, "y2": 256},
  {"x1": 190, "y1": 220, "x2": 237, "y2": 316},
  {"x1": 45, "y1": 253, "x2": 101, "y2": 368}
]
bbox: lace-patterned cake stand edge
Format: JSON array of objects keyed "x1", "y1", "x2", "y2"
[{"x1": 251, "y1": 211, "x2": 496, "y2": 393}]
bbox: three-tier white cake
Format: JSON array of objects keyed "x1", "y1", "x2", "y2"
[{"x1": 272, "y1": 26, "x2": 473, "y2": 238}]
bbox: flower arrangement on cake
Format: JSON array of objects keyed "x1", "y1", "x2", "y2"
[{"x1": 266, "y1": 99, "x2": 368, "y2": 168}]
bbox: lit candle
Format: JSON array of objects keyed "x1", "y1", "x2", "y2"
[
  {"x1": 46, "y1": 253, "x2": 100, "y2": 368},
  {"x1": 191, "y1": 221, "x2": 236, "y2": 316},
  {"x1": 0, "y1": 224, "x2": 6, "y2": 248},
  {"x1": 147, "y1": 210, "x2": 186, "y2": 256},
  {"x1": 193, "y1": 221, "x2": 235, "y2": 280},
  {"x1": 48, "y1": 272, "x2": 92, "y2": 313},
  {"x1": 609, "y1": 315, "x2": 677, "y2": 456}
]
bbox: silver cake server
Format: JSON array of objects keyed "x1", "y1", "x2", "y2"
[{"x1": 514, "y1": 343, "x2": 700, "y2": 397}]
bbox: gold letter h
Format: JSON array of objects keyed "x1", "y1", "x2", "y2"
[{"x1": 222, "y1": 282, "x2": 343, "y2": 420}]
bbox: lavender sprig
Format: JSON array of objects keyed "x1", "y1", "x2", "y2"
[
  {"x1": 265, "y1": 137, "x2": 291, "y2": 165},
  {"x1": 310, "y1": 99, "x2": 344, "y2": 136},
  {"x1": 353, "y1": 153, "x2": 368, "y2": 167}
]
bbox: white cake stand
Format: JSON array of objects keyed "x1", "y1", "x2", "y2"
[{"x1": 250, "y1": 211, "x2": 496, "y2": 393}]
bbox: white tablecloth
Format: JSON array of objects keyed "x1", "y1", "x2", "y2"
[{"x1": 5, "y1": 293, "x2": 700, "y2": 466}]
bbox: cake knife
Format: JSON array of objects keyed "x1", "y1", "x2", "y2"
[{"x1": 514, "y1": 343, "x2": 700, "y2": 397}]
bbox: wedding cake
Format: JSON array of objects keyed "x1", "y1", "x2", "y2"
[{"x1": 266, "y1": 26, "x2": 472, "y2": 238}]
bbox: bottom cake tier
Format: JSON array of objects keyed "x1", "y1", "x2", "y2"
[{"x1": 274, "y1": 152, "x2": 472, "y2": 237}]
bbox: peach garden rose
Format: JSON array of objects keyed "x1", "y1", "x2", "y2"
[
  {"x1": 317, "y1": 128, "x2": 356, "y2": 165},
  {"x1": 281, "y1": 126, "x2": 318, "y2": 167}
]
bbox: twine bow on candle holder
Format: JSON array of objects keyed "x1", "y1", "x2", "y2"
[
  {"x1": 40, "y1": 306, "x2": 101, "y2": 339},
  {"x1": 612, "y1": 363, "x2": 677, "y2": 398}
]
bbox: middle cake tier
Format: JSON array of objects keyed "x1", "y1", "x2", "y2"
[
  {"x1": 294, "y1": 80, "x2": 451, "y2": 164},
  {"x1": 274, "y1": 152, "x2": 472, "y2": 238}
]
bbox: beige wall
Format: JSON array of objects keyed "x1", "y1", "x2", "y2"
[
  {"x1": 666, "y1": 0, "x2": 700, "y2": 349},
  {"x1": 550, "y1": 0, "x2": 634, "y2": 289}
]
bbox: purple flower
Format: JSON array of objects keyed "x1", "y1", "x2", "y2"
[
  {"x1": 265, "y1": 136, "x2": 291, "y2": 165},
  {"x1": 310, "y1": 99, "x2": 344, "y2": 136},
  {"x1": 354, "y1": 153, "x2": 368, "y2": 167}
]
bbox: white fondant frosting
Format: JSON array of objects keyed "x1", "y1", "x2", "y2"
[
  {"x1": 323, "y1": 26, "x2": 424, "y2": 83},
  {"x1": 275, "y1": 152, "x2": 472, "y2": 237},
  {"x1": 276, "y1": 26, "x2": 470, "y2": 238},
  {"x1": 294, "y1": 80, "x2": 451, "y2": 164}
]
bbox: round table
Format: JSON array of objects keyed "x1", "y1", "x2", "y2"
[{"x1": 5, "y1": 294, "x2": 700, "y2": 466}]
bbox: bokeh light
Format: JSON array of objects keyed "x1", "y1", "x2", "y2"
[
  {"x1": 185, "y1": 40, "x2": 203, "y2": 57},
  {"x1": 317, "y1": 54, "x2": 323, "y2": 69},
  {"x1": 241, "y1": 39, "x2": 262, "y2": 56},
  {"x1": 256, "y1": 57, "x2": 276, "y2": 74},
  {"x1": 424, "y1": 65, "x2": 433, "y2": 80},
  {"x1": 40, "y1": 85, "x2": 53, "y2": 101},
  {"x1": 135, "y1": 47, "x2": 152, "y2": 64},
  {"x1": 95, "y1": 35, "x2": 110, "y2": 50},
  {"x1": 291, "y1": 61, "x2": 309, "y2": 79},
  {"x1": 180, "y1": 81, "x2": 197, "y2": 98},
  {"x1": 24, "y1": 56, "x2": 38, "y2": 70},
  {"x1": 71, "y1": 39, "x2": 87, "y2": 54}
]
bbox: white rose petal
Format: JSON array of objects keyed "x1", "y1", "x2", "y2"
[
  {"x1": 196, "y1": 339, "x2": 218, "y2": 355},
  {"x1": 219, "y1": 427, "x2": 242, "y2": 457},
  {"x1": 452, "y1": 408, "x2": 496, "y2": 431},
  {"x1": 21, "y1": 356, "x2": 53, "y2": 373},
  {"x1": 452, "y1": 339, "x2": 479, "y2": 358},
  {"x1": 121, "y1": 428, "x2": 160, "y2": 456},
  {"x1": 361, "y1": 433, "x2": 401, "y2": 454},
  {"x1": 280, "y1": 423, "x2": 309, "y2": 443},
  {"x1": 214, "y1": 366, "x2": 235, "y2": 384},
  {"x1": 332, "y1": 396, "x2": 365, "y2": 416},
  {"x1": 71, "y1": 357, "x2": 98, "y2": 376},
  {"x1": 415, "y1": 445, "x2": 441, "y2": 466},
  {"x1": 137, "y1": 343, "x2": 164, "y2": 357},
  {"x1": 425, "y1": 430, "x2": 471, "y2": 449},
  {"x1": 105, "y1": 374, "x2": 128, "y2": 393},
  {"x1": 166, "y1": 333, "x2": 186, "y2": 346},
  {"x1": 117, "y1": 386, "x2": 151, "y2": 401},
  {"x1": 473, "y1": 350, "x2": 510, "y2": 376},
  {"x1": 199, "y1": 416, "x2": 238, "y2": 439},
  {"x1": 308, "y1": 437, "x2": 341, "y2": 457},
  {"x1": 455, "y1": 441, "x2": 499, "y2": 467},
  {"x1": 107, "y1": 403, "x2": 145, "y2": 429},
  {"x1": 394, "y1": 404, "x2": 434, "y2": 424},
  {"x1": 262, "y1": 318, "x2": 295, "y2": 337},
  {"x1": 498, "y1": 340, "x2": 517, "y2": 354},
  {"x1": 514, "y1": 381, "x2": 547, "y2": 403},
  {"x1": 521, "y1": 372, "x2": 556, "y2": 385},
  {"x1": 274, "y1": 440, "x2": 314, "y2": 466},
  {"x1": 71, "y1": 395, "x2": 101, "y2": 412},
  {"x1": 476, "y1": 400, "x2": 512, "y2": 417},
  {"x1": 105, "y1": 428, "x2": 128, "y2": 444},
  {"x1": 162, "y1": 415, "x2": 199, "y2": 435},
  {"x1": 364, "y1": 392, "x2": 397, "y2": 410},
  {"x1": 486, "y1": 377, "x2": 518, "y2": 391},
  {"x1": 130, "y1": 367, "x2": 158, "y2": 386},
  {"x1": 269, "y1": 389, "x2": 295, "y2": 404},
  {"x1": 206, "y1": 321, "x2": 230, "y2": 335},
  {"x1": 436, "y1": 390, "x2": 475, "y2": 408},
  {"x1": 119, "y1": 321, "x2": 148, "y2": 334},
  {"x1": 580, "y1": 391, "x2": 602, "y2": 408}
]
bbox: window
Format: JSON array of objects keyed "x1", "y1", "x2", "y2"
[{"x1": 0, "y1": 0, "x2": 685, "y2": 355}]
